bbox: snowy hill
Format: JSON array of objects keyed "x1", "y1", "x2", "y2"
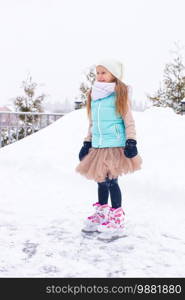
[{"x1": 0, "y1": 106, "x2": 185, "y2": 277}]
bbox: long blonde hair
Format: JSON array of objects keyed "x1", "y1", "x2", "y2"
[{"x1": 86, "y1": 78, "x2": 129, "y2": 119}]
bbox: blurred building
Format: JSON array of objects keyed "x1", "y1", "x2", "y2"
[{"x1": 0, "y1": 106, "x2": 17, "y2": 126}]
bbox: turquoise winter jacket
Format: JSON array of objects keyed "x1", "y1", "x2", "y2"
[{"x1": 90, "y1": 92, "x2": 126, "y2": 148}]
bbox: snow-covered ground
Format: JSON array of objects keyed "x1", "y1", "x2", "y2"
[{"x1": 0, "y1": 106, "x2": 185, "y2": 277}]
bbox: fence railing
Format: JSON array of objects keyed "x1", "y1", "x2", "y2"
[{"x1": 0, "y1": 111, "x2": 65, "y2": 148}]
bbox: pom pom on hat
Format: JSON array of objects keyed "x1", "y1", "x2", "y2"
[{"x1": 95, "y1": 58, "x2": 124, "y2": 81}]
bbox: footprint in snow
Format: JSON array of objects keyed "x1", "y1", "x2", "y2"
[{"x1": 22, "y1": 240, "x2": 39, "y2": 259}]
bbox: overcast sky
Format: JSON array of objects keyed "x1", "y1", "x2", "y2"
[{"x1": 0, "y1": 0, "x2": 184, "y2": 106}]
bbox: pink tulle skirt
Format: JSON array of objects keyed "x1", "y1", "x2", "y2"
[{"x1": 75, "y1": 146, "x2": 143, "y2": 183}]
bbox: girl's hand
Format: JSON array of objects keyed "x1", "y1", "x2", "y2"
[
  {"x1": 79, "y1": 141, "x2": 92, "y2": 161},
  {"x1": 124, "y1": 139, "x2": 138, "y2": 158}
]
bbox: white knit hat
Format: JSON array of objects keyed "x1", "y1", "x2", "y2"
[{"x1": 95, "y1": 58, "x2": 124, "y2": 81}]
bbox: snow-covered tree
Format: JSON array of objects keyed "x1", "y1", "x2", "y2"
[
  {"x1": 79, "y1": 66, "x2": 96, "y2": 105},
  {"x1": 14, "y1": 74, "x2": 45, "y2": 118},
  {"x1": 149, "y1": 42, "x2": 185, "y2": 114},
  {"x1": 13, "y1": 74, "x2": 46, "y2": 139}
]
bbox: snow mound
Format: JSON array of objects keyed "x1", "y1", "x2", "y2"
[{"x1": 0, "y1": 106, "x2": 185, "y2": 277}]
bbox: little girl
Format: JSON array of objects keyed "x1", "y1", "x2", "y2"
[{"x1": 75, "y1": 59, "x2": 142, "y2": 240}]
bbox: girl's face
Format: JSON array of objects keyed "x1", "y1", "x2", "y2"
[{"x1": 96, "y1": 66, "x2": 116, "y2": 83}]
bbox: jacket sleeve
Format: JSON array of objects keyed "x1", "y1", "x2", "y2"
[
  {"x1": 122, "y1": 85, "x2": 137, "y2": 140},
  {"x1": 83, "y1": 113, "x2": 93, "y2": 142}
]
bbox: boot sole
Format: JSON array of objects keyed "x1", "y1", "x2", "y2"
[
  {"x1": 98, "y1": 235, "x2": 127, "y2": 242},
  {"x1": 97, "y1": 231, "x2": 127, "y2": 241},
  {"x1": 81, "y1": 229, "x2": 99, "y2": 233}
]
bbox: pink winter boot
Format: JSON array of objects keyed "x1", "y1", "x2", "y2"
[
  {"x1": 97, "y1": 207, "x2": 125, "y2": 239},
  {"x1": 82, "y1": 202, "x2": 110, "y2": 232}
]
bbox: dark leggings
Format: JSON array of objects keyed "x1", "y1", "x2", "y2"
[{"x1": 97, "y1": 176, "x2": 122, "y2": 209}]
